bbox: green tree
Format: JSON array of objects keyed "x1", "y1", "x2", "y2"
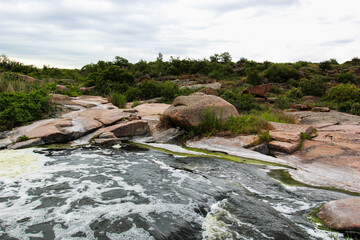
[{"x1": 246, "y1": 67, "x2": 262, "y2": 85}]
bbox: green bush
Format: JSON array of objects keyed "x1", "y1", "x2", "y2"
[
  {"x1": 258, "y1": 131, "x2": 272, "y2": 143},
  {"x1": 109, "y1": 92, "x2": 127, "y2": 108},
  {"x1": 125, "y1": 87, "x2": 142, "y2": 101},
  {"x1": 275, "y1": 95, "x2": 292, "y2": 109},
  {"x1": 246, "y1": 67, "x2": 262, "y2": 85},
  {"x1": 220, "y1": 90, "x2": 260, "y2": 112},
  {"x1": 0, "y1": 89, "x2": 51, "y2": 129},
  {"x1": 139, "y1": 80, "x2": 162, "y2": 99},
  {"x1": 197, "y1": 107, "x2": 224, "y2": 136},
  {"x1": 299, "y1": 77, "x2": 324, "y2": 96},
  {"x1": 326, "y1": 84, "x2": 360, "y2": 103},
  {"x1": 161, "y1": 81, "x2": 179, "y2": 102},
  {"x1": 338, "y1": 101, "x2": 360, "y2": 115},
  {"x1": 336, "y1": 72, "x2": 357, "y2": 84},
  {"x1": 286, "y1": 87, "x2": 302, "y2": 99},
  {"x1": 319, "y1": 60, "x2": 332, "y2": 71},
  {"x1": 263, "y1": 64, "x2": 300, "y2": 83}
]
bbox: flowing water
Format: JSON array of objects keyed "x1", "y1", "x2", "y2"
[{"x1": 0, "y1": 145, "x2": 353, "y2": 240}]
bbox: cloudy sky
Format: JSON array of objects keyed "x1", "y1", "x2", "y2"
[{"x1": 1, "y1": 0, "x2": 359, "y2": 68}]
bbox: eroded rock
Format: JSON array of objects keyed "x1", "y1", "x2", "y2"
[
  {"x1": 317, "y1": 197, "x2": 360, "y2": 232},
  {"x1": 243, "y1": 83, "x2": 272, "y2": 98},
  {"x1": 163, "y1": 93, "x2": 239, "y2": 129}
]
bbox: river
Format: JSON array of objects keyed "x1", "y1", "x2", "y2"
[{"x1": 0, "y1": 145, "x2": 353, "y2": 239}]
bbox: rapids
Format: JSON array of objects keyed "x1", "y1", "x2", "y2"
[{"x1": 0, "y1": 145, "x2": 353, "y2": 239}]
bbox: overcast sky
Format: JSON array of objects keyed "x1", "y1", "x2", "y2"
[{"x1": 1, "y1": 0, "x2": 359, "y2": 68}]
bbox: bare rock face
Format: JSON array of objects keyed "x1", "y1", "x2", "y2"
[
  {"x1": 107, "y1": 120, "x2": 150, "y2": 138},
  {"x1": 197, "y1": 87, "x2": 219, "y2": 96},
  {"x1": 163, "y1": 93, "x2": 239, "y2": 129},
  {"x1": 243, "y1": 83, "x2": 272, "y2": 98},
  {"x1": 317, "y1": 197, "x2": 360, "y2": 232},
  {"x1": 311, "y1": 107, "x2": 330, "y2": 112},
  {"x1": 7, "y1": 138, "x2": 44, "y2": 149},
  {"x1": 269, "y1": 141, "x2": 300, "y2": 154}
]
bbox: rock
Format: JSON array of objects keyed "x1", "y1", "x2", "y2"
[
  {"x1": 51, "y1": 94, "x2": 71, "y2": 104},
  {"x1": 267, "y1": 97, "x2": 278, "y2": 104},
  {"x1": 163, "y1": 93, "x2": 239, "y2": 129},
  {"x1": 0, "y1": 137, "x2": 12, "y2": 149},
  {"x1": 312, "y1": 107, "x2": 330, "y2": 112},
  {"x1": 301, "y1": 96, "x2": 320, "y2": 102},
  {"x1": 269, "y1": 122, "x2": 313, "y2": 135},
  {"x1": 7, "y1": 138, "x2": 44, "y2": 149},
  {"x1": 107, "y1": 120, "x2": 150, "y2": 138},
  {"x1": 186, "y1": 135, "x2": 259, "y2": 149},
  {"x1": 270, "y1": 131, "x2": 301, "y2": 143},
  {"x1": 133, "y1": 103, "x2": 171, "y2": 132},
  {"x1": 250, "y1": 142, "x2": 270, "y2": 155},
  {"x1": 181, "y1": 82, "x2": 221, "y2": 90},
  {"x1": 56, "y1": 85, "x2": 69, "y2": 92},
  {"x1": 317, "y1": 197, "x2": 360, "y2": 232},
  {"x1": 269, "y1": 141, "x2": 300, "y2": 154},
  {"x1": 93, "y1": 138, "x2": 120, "y2": 145},
  {"x1": 197, "y1": 87, "x2": 219, "y2": 96},
  {"x1": 99, "y1": 131, "x2": 116, "y2": 139},
  {"x1": 152, "y1": 128, "x2": 185, "y2": 143},
  {"x1": 243, "y1": 83, "x2": 272, "y2": 98},
  {"x1": 255, "y1": 97, "x2": 266, "y2": 103},
  {"x1": 64, "y1": 108, "x2": 130, "y2": 126},
  {"x1": 79, "y1": 86, "x2": 95, "y2": 93},
  {"x1": 289, "y1": 103, "x2": 311, "y2": 111}
]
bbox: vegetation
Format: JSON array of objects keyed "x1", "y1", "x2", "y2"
[
  {"x1": 108, "y1": 92, "x2": 127, "y2": 108},
  {"x1": 0, "y1": 90, "x2": 51, "y2": 130}
]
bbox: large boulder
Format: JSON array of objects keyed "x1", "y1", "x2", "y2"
[
  {"x1": 162, "y1": 93, "x2": 239, "y2": 129},
  {"x1": 317, "y1": 197, "x2": 360, "y2": 232}
]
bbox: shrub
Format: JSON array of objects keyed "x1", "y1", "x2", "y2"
[
  {"x1": 125, "y1": 87, "x2": 142, "y2": 101},
  {"x1": 108, "y1": 92, "x2": 127, "y2": 108},
  {"x1": 95, "y1": 66, "x2": 135, "y2": 95},
  {"x1": 286, "y1": 87, "x2": 302, "y2": 99},
  {"x1": 326, "y1": 84, "x2": 360, "y2": 103},
  {"x1": 161, "y1": 81, "x2": 179, "y2": 102},
  {"x1": 299, "y1": 77, "x2": 324, "y2": 96},
  {"x1": 17, "y1": 135, "x2": 30, "y2": 142},
  {"x1": 336, "y1": 72, "x2": 357, "y2": 84},
  {"x1": 319, "y1": 60, "x2": 332, "y2": 71},
  {"x1": 275, "y1": 95, "x2": 292, "y2": 109},
  {"x1": 220, "y1": 90, "x2": 260, "y2": 112},
  {"x1": 139, "y1": 80, "x2": 162, "y2": 99},
  {"x1": 198, "y1": 106, "x2": 224, "y2": 136},
  {"x1": 258, "y1": 131, "x2": 272, "y2": 143},
  {"x1": 131, "y1": 100, "x2": 142, "y2": 108},
  {"x1": 0, "y1": 89, "x2": 51, "y2": 129},
  {"x1": 246, "y1": 67, "x2": 262, "y2": 85},
  {"x1": 263, "y1": 64, "x2": 300, "y2": 83},
  {"x1": 224, "y1": 115, "x2": 269, "y2": 134},
  {"x1": 338, "y1": 101, "x2": 360, "y2": 115}
]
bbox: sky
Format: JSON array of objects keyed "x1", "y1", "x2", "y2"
[{"x1": 0, "y1": 0, "x2": 359, "y2": 69}]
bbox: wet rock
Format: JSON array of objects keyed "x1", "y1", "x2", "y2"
[
  {"x1": 163, "y1": 93, "x2": 239, "y2": 129},
  {"x1": 93, "y1": 138, "x2": 120, "y2": 145},
  {"x1": 8, "y1": 138, "x2": 44, "y2": 149},
  {"x1": 317, "y1": 197, "x2": 360, "y2": 232},
  {"x1": 152, "y1": 128, "x2": 185, "y2": 143},
  {"x1": 243, "y1": 83, "x2": 272, "y2": 98},
  {"x1": 107, "y1": 120, "x2": 150, "y2": 138},
  {"x1": 269, "y1": 141, "x2": 300, "y2": 154},
  {"x1": 312, "y1": 107, "x2": 330, "y2": 112}
]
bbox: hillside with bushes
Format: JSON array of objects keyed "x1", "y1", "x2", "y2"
[{"x1": 1, "y1": 53, "x2": 360, "y2": 130}]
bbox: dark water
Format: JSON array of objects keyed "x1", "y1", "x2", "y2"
[{"x1": 0, "y1": 145, "x2": 352, "y2": 239}]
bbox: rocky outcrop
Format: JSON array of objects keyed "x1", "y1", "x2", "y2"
[
  {"x1": 0, "y1": 95, "x2": 150, "y2": 149},
  {"x1": 317, "y1": 197, "x2": 360, "y2": 232},
  {"x1": 80, "y1": 86, "x2": 95, "y2": 93},
  {"x1": 162, "y1": 93, "x2": 239, "y2": 129},
  {"x1": 197, "y1": 87, "x2": 219, "y2": 96},
  {"x1": 243, "y1": 83, "x2": 272, "y2": 98},
  {"x1": 180, "y1": 82, "x2": 221, "y2": 90}
]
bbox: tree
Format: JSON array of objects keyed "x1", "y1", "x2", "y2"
[{"x1": 246, "y1": 67, "x2": 262, "y2": 85}]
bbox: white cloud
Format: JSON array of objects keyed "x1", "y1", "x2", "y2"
[{"x1": 0, "y1": 0, "x2": 359, "y2": 68}]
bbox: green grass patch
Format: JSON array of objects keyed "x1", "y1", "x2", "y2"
[{"x1": 108, "y1": 92, "x2": 127, "y2": 108}]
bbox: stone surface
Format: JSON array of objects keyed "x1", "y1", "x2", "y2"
[
  {"x1": 243, "y1": 83, "x2": 272, "y2": 98},
  {"x1": 311, "y1": 107, "x2": 330, "y2": 112},
  {"x1": 80, "y1": 86, "x2": 95, "y2": 93},
  {"x1": 181, "y1": 82, "x2": 221, "y2": 90},
  {"x1": 267, "y1": 97, "x2": 278, "y2": 104},
  {"x1": 290, "y1": 104, "x2": 311, "y2": 111},
  {"x1": 107, "y1": 120, "x2": 150, "y2": 138},
  {"x1": 269, "y1": 122, "x2": 313, "y2": 135},
  {"x1": 269, "y1": 141, "x2": 300, "y2": 154},
  {"x1": 7, "y1": 138, "x2": 44, "y2": 149},
  {"x1": 163, "y1": 93, "x2": 239, "y2": 129},
  {"x1": 270, "y1": 131, "x2": 301, "y2": 143},
  {"x1": 286, "y1": 110, "x2": 360, "y2": 125},
  {"x1": 93, "y1": 138, "x2": 120, "y2": 145},
  {"x1": 197, "y1": 87, "x2": 219, "y2": 96},
  {"x1": 64, "y1": 108, "x2": 129, "y2": 126},
  {"x1": 152, "y1": 128, "x2": 185, "y2": 143},
  {"x1": 317, "y1": 197, "x2": 360, "y2": 232},
  {"x1": 56, "y1": 85, "x2": 69, "y2": 92}
]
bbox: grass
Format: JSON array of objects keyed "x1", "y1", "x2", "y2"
[
  {"x1": 0, "y1": 72, "x2": 41, "y2": 93},
  {"x1": 253, "y1": 109, "x2": 298, "y2": 124},
  {"x1": 17, "y1": 135, "x2": 30, "y2": 142},
  {"x1": 131, "y1": 100, "x2": 142, "y2": 108},
  {"x1": 108, "y1": 92, "x2": 127, "y2": 108}
]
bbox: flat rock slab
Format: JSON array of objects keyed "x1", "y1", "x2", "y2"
[
  {"x1": 317, "y1": 197, "x2": 360, "y2": 232},
  {"x1": 269, "y1": 141, "x2": 300, "y2": 154},
  {"x1": 64, "y1": 108, "x2": 129, "y2": 126},
  {"x1": 270, "y1": 131, "x2": 301, "y2": 143},
  {"x1": 133, "y1": 103, "x2": 171, "y2": 118},
  {"x1": 287, "y1": 110, "x2": 360, "y2": 125},
  {"x1": 7, "y1": 138, "x2": 44, "y2": 149},
  {"x1": 187, "y1": 135, "x2": 260, "y2": 149},
  {"x1": 269, "y1": 122, "x2": 313, "y2": 135}
]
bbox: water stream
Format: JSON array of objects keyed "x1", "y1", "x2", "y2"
[{"x1": 0, "y1": 145, "x2": 353, "y2": 239}]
